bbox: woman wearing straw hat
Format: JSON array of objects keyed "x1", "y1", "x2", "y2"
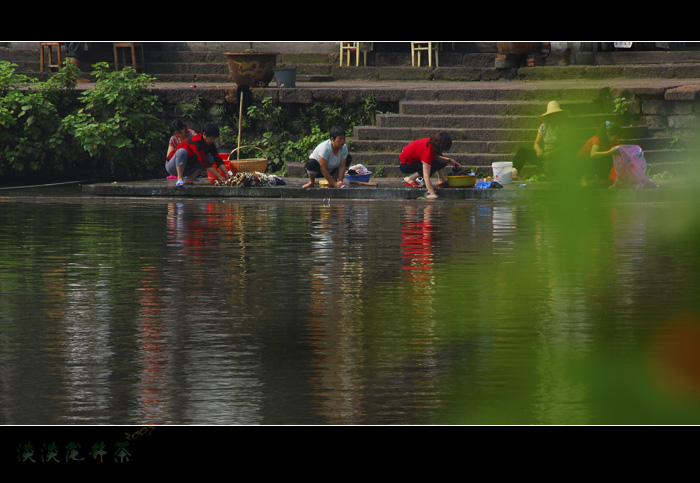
[{"x1": 513, "y1": 100, "x2": 571, "y2": 177}]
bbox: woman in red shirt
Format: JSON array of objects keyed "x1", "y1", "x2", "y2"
[{"x1": 399, "y1": 132, "x2": 461, "y2": 198}]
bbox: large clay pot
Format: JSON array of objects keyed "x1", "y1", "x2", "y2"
[
  {"x1": 225, "y1": 52, "x2": 277, "y2": 87},
  {"x1": 496, "y1": 42, "x2": 540, "y2": 54}
]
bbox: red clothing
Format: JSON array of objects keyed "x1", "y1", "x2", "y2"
[
  {"x1": 577, "y1": 135, "x2": 619, "y2": 181},
  {"x1": 400, "y1": 138, "x2": 437, "y2": 166},
  {"x1": 167, "y1": 133, "x2": 218, "y2": 169},
  {"x1": 577, "y1": 136, "x2": 598, "y2": 159},
  {"x1": 577, "y1": 135, "x2": 621, "y2": 157}
]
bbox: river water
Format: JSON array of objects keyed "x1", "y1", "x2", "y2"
[{"x1": 2, "y1": 188, "x2": 700, "y2": 425}]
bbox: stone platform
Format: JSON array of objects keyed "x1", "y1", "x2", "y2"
[
  {"x1": 81, "y1": 176, "x2": 687, "y2": 204},
  {"x1": 82, "y1": 176, "x2": 518, "y2": 201}
]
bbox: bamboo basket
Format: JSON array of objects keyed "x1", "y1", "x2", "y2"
[{"x1": 229, "y1": 146, "x2": 268, "y2": 173}]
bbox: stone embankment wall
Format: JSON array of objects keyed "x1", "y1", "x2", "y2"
[
  {"x1": 613, "y1": 83, "x2": 700, "y2": 149},
  {"x1": 635, "y1": 84, "x2": 699, "y2": 135}
]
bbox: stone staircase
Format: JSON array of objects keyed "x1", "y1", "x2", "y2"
[
  {"x1": 4, "y1": 43, "x2": 507, "y2": 83},
  {"x1": 287, "y1": 86, "x2": 684, "y2": 178},
  {"x1": 10, "y1": 42, "x2": 700, "y2": 84}
]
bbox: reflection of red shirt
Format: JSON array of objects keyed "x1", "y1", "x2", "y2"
[
  {"x1": 400, "y1": 138, "x2": 437, "y2": 166},
  {"x1": 401, "y1": 219, "x2": 434, "y2": 271}
]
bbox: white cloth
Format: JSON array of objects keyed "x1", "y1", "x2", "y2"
[{"x1": 347, "y1": 164, "x2": 371, "y2": 175}]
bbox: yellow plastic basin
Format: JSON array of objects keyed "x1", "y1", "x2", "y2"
[{"x1": 446, "y1": 174, "x2": 477, "y2": 187}]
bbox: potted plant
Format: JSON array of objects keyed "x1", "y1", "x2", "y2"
[{"x1": 224, "y1": 46, "x2": 277, "y2": 87}]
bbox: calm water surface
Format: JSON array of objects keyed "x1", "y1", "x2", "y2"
[{"x1": 2, "y1": 190, "x2": 700, "y2": 425}]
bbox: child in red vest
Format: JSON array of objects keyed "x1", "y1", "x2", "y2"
[{"x1": 166, "y1": 122, "x2": 230, "y2": 186}]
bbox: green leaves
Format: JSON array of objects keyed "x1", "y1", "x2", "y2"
[
  {"x1": 224, "y1": 95, "x2": 380, "y2": 174},
  {"x1": 60, "y1": 62, "x2": 166, "y2": 178},
  {"x1": 0, "y1": 61, "x2": 166, "y2": 182},
  {"x1": 0, "y1": 62, "x2": 68, "y2": 176}
]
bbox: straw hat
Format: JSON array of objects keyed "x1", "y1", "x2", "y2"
[{"x1": 540, "y1": 100, "x2": 568, "y2": 118}]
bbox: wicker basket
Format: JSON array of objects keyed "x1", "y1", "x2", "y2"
[{"x1": 229, "y1": 146, "x2": 268, "y2": 173}]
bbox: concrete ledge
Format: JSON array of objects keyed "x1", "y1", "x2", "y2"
[
  {"x1": 81, "y1": 179, "x2": 689, "y2": 204},
  {"x1": 82, "y1": 180, "x2": 524, "y2": 201}
]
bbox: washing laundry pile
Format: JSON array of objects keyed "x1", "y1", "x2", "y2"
[
  {"x1": 213, "y1": 171, "x2": 285, "y2": 187},
  {"x1": 346, "y1": 164, "x2": 372, "y2": 176},
  {"x1": 475, "y1": 181, "x2": 503, "y2": 189}
]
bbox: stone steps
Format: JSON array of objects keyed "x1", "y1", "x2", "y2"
[
  {"x1": 10, "y1": 43, "x2": 700, "y2": 83},
  {"x1": 347, "y1": 134, "x2": 674, "y2": 153},
  {"x1": 328, "y1": 92, "x2": 682, "y2": 177},
  {"x1": 9, "y1": 44, "x2": 505, "y2": 83},
  {"x1": 11, "y1": 44, "x2": 700, "y2": 86}
]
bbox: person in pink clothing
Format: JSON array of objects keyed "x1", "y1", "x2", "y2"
[
  {"x1": 167, "y1": 119, "x2": 196, "y2": 158},
  {"x1": 399, "y1": 132, "x2": 461, "y2": 198}
]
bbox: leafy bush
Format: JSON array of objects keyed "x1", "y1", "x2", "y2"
[
  {"x1": 0, "y1": 61, "x2": 80, "y2": 178},
  {"x1": 219, "y1": 93, "x2": 384, "y2": 174},
  {"x1": 0, "y1": 61, "x2": 168, "y2": 183},
  {"x1": 61, "y1": 62, "x2": 167, "y2": 179}
]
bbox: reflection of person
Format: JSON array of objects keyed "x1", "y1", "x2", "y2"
[
  {"x1": 167, "y1": 119, "x2": 196, "y2": 158},
  {"x1": 303, "y1": 126, "x2": 349, "y2": 189},
  {"x1": 577, "y1": 121, "x2": 622, "y2": 184},
  {"x1": 399, "y1": 132, "x2": 461, "y2": 198},
  {"x1": 401, "y1": 205, "x2": 435, "y2": 274},
  {"x1": 166, "y1": 122, "x2": 230, "y2": 186},
  {"x1": 513, "y1": 100, "x2": 570, "y2": 177}
]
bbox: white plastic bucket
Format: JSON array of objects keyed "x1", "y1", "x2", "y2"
[{"x1": 492, "y1": 161, "x2": 513, "y2": 184}]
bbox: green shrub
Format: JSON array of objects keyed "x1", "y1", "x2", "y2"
[
  {"x1": 220, "y1": 93, "x2": 385, "y2": 174},
  {"x1": 0, "y1": 61, "x2": 168, "y2": 183},
  {"x1": 61, "y1": 63, "x2": 167, "y2": 179},
  {"x1": 0, "y1": 61, "x2": 80, "y2": 179}
]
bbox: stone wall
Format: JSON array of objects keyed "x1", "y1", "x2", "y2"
[{"x1": 612, "y1": 84, "x2": 700, "y2": 147}]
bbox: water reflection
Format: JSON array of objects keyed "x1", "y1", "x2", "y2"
[{"x1": 1, "y1": 196, "x2": 700, "y2": 425}]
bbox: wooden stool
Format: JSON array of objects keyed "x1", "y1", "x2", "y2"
[
  {"x1": 40, "y1": 42, "x2": 63, "y2": 72},
  {"x1": 411, "y1": 42, "x2": 439, "y2": 67},
  {"x1": 113, "y1": 42, "x2": 144, "y2": 71}
]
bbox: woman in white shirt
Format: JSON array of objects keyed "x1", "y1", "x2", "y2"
[{"x1": 303, "y1": 126, "x2": 350, "y2": 188}]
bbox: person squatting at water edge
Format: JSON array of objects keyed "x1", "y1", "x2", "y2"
[
  {"x1": 399, "y1": 132, "x2": 461, "y2": 199},
  {"x1": 167, "y1": 119, "x2": 196, "y2": 158},
  {"x1": 303, "y1": 126, "x2": 350, "y2": 189},
  {"x1": 512, "y1": 100, "x2": 573, "y2": 179},
  {"x1": 166, "y1": 122, "x2": 231, "y2": 187},
  {"x1": 576, "y1": 120, "x2": 622, "y2": 186}
]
